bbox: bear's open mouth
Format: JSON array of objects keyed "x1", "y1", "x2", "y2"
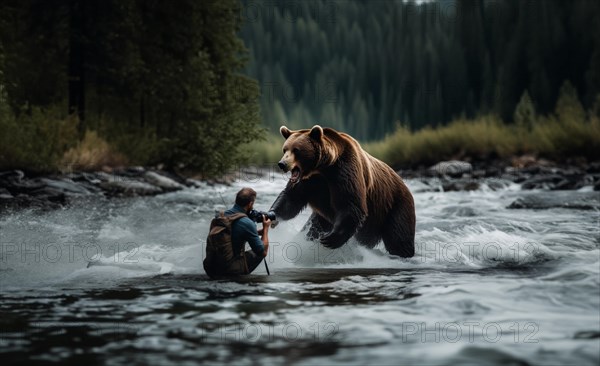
[{"x1": 290, "y1": 167, "x2": 301, "y2": 183}]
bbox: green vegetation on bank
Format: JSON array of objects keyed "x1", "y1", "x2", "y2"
[
  {"x1": 0, "y1": 0, "x2": 261, "y2": 175},
  {"x1": 251, "y1": 81, "x2": 600, "y2": 169},
  {"x1": 0, "y1": 101, "x2": 78, "y2": 172},
  {"x1": 2, "y1": 0, "x2": 599, "y2": 175}
]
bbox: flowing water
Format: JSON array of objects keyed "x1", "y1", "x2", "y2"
[{"x1": 0, "y1": 170, "x2": 598, "y2": 365}]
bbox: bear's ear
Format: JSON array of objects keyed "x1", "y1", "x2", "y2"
[
  {"x1": 309, "y1": 125, "x2": 323, "y2": 140},
  {"x1": 280, "y1": 126, "x2": 292, "y2": 139}
]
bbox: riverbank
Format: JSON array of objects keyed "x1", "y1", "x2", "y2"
[
  {"x1": 399, "y1": 156, "x2": 600, "y2": 191},
  {"x1": 1, "y1": 156, "x2": 598, "y2": 214},
  {"x1": 0, "y1": 167, "x2": 192, "y2": 212}
]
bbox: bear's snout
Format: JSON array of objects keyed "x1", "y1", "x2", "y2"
[{"x1": 278, "y1": 161, "x2": 288, "y2": 172}]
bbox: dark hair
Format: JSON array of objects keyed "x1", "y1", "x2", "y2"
[{"x1": 235, "y1": 187, "x2": 256, "y2": 207}]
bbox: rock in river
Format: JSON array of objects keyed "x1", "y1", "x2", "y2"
[
  {"x1": 40, "y1": 178, "x2": 92, "y2": 195},
  {"x1": 99, "y1": 178, "x2": 163, "y2": 197},
  {"x1": 507, "y1": 191, "x2": 600, "y2": 210},
  {"x1": 143, "y1": 171, "x2": 185, "y2": 191},
  {"x1": 429, "y1": 160, "x2": 473, "y2": 178}
]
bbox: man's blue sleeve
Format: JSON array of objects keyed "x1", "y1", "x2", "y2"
[{"x1": 239, "y1": 217, "x2": 264, "y2": 255}]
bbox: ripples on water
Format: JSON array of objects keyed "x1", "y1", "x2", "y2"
[{"x1": 0, "y1": 173, "x2": 598, "y2": 365}]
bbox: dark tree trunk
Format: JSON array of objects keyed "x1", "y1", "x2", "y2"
[
  {"x1": 68, "y1": 0, "x2": 85, "y2": 137},
  {"x1": 140, "y1": 94, "x2": 145, "y2": 128}
]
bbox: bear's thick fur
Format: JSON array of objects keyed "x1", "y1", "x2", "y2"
[{"x1": 270, "y1": 125, "x2": 415, "y2": 257}]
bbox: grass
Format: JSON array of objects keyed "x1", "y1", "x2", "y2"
[
  {"x1": 240, "y1": 133, "x2": 285, "y2": 166},
  {"x1": 251, "y1": 111, "x2": 600, "y2": 170},
  {"x1": 0, "y1": 104, "x2": 79, "y2": 173},
  {"x1": 365, "y1": 116, "x2": 512, "y2": 167},
  {"x1": 60, "y1": 130, "x2": 128, "y2": 172},
  {"x1": 366, "y1": 113, "x2": 600, "y2": 169},
  {"x1": 2, "y1": 88, "x2": 598, "y2": 174}
]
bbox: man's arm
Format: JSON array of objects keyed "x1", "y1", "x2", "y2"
[
  {"x1": 260, "y1": 217, "x2": 271, "y2": 257},
  {"x1": 239, "y1": 217, "x2": 267, "y2": 257}
]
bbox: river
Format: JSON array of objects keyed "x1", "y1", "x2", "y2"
[{"x1": 0, "y1": 170, "x2": 598, "y2": 365}]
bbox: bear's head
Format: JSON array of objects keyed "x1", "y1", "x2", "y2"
[{"x1": 278, "y1": 125, "x2": 324, "y2": 184}]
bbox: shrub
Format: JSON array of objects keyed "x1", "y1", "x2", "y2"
[
  {"x1": 60, "y1": 130, "x2": 127, "y2": 171},
  {"x1": 0, "y1": 103, "x2": 78, "y2": 172}
]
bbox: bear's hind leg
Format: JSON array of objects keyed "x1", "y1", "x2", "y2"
[{"x1": 382, "y1": 202, "x2": 415, "y2": 258}]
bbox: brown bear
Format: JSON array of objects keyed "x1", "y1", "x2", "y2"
[{"x1": 270, "y1": 125, "x2": 416, "y2": 257}]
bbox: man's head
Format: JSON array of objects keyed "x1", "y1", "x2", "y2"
[{"x1": 236, "y1": 187, "x2": 257, "y2": 212}]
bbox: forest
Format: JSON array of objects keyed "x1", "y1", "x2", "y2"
[
  {"x1": 0, "y1": 0, "x2": 260, "y2": 175},
  {"x1": 0, "y1": 0, "x2": 599, "y2": 174},
  {"x1": 241, "y1": 0, "x2": 600, "y2": 141}
]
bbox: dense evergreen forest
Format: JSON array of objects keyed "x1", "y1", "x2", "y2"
[
  {"x1": 0, "y1": 0, "x2": 598, "y2": 174},
  {"x1": 240, "y1": 0, "x2": 600, "y2": 141},
  {"x1": 0, "y1": 0, "x2": 260, "y2": 174}
]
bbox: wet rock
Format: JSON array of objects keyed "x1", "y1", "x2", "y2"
[
  {"x1": 511, "y1": 155, "x2": 555, "y2": 170},
  {"x1": 586, "y1": 162, "x2": 600, "y2": 173},
  {"x1": 574, "y1": 330, "x2": 600, "y2": 339},
  {"x1": 127, "y1": 166, "x2": 146, "y2": 174},
  {"x1": 485, "y1": 179, "x2": 512, "y2": 191},
  {"x1": 0, "y1": 167, "x2": 202, "y2": 213},
  {"x1": 441, "y1": 206, "x2": 478, "y2": 217},
  {"x1": 552, "y1": 179, "x2": 576, "y2": 190},
  {"x1": 4, "y1": 178, "x2": 46, "y2": 194},
  {"x1": 40, "y1": 178, "x2": 91, "y2": 195},
  {"x1": 112, "y1": 166, "x2": 146, "y2": 178},
  {"x1": 0, "y1": 170, "x2": 25, "y2": 183},
  {"x1": 185, "y1": 178, "x2": 204, "y2": 188},
  {"x1": 0, "y1": 187, "x2": 13, "y2": 199},
  {"x1": 511, "y1": 154, "x2": 537, "y2": 169},
  {"x1": 99, "y1": 178, "x2": 163, "y2": 196},
  {"x1": 206, "y1": 174, "x2": 235, "y2": 186},
  {"x1": 29, "y1": 187, "x2": 66, "y2": 204},
  {"x1": 429, "y1": 160, "x2": 472, "y2": 178},
  {"x1": 581, "y1": 174, "x2": 597, "y2": 187},
  {"x1": 442, "y1": 179, "x2": 480, "y2": 192},
  {"x1": 521, "y1": 174, "x2": 565, "y2": 190},
  {"x1": 94, "y1": 171, "x2": 117, "y2": 182},
  {"x1": 472, "y1": 169, "x2": 486, "y2": 179},
  {"x1": 484, "y1": 166, "x2": 502, "y2": 178},
  {"x1": 507, "y1": 191, "x2": 600, "y2": 210},
  {"x1": 66, "y1": 172, "x2": 103, "y2": 185},
  {"x1": 143, "y1": 171, "x2": 184, "y2": 191},
  {"x1": 595, "y1": 179, "x2": 600, "y2": 191},
  {"x1": 1, "y1": 195, "x2": 59, "y2": 212},
  {"x1": 407, "y1": 179, "x2": 440, "y2": 193},
  {"x1": 499, "y1": 174, "x2": 516, "y2": 182}
]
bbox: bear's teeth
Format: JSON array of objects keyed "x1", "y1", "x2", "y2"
[{"x1": 291, "y1": 168, "x2": 301, "y2": 182}]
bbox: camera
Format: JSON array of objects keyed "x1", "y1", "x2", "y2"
[{"x1": 248, "y1": 209, "x2": 277, "y2": 223}]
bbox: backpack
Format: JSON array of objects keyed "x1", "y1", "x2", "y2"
[{"x1": 203, "y1": 211, "x2": 248, "y2": 277}]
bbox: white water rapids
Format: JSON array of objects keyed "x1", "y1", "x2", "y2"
[{"x1": 0, "y1": 171, "x2": 598, "y2": 365}]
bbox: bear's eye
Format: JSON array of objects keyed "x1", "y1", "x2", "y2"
[{"x1": 292, "y1": 148, "x2": 299, "y2": 154}]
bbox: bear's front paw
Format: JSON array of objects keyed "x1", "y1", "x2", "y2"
[{"x1": 319, "y1": 231, "x2": 346, "y2": 249}]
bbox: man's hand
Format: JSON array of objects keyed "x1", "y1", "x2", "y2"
[
  {"x1": 262, "y1": 215, "x2": 272, "y2": 231},
  {"x1": 258, "y1": 216, "x2": 271, "y2": 236}
]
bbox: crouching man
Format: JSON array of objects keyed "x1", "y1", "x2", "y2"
[{"x1": 203, "y1": 187, "x2": 270, "y2": 277}]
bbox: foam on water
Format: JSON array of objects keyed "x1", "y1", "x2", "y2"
[
  {"x1": 1, "y1": 173, "x2": 597, "y2": 288},
  {"x1": 1, "y1": 172, "x2": 598, "y2": 365}
]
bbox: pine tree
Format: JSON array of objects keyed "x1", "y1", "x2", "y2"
[
  {"x1": 555, "y1": 80, "x2": 585, "y2": 124},
  {"x1": 514, "y1": 90, "x2": 536, "y2": 130}
]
